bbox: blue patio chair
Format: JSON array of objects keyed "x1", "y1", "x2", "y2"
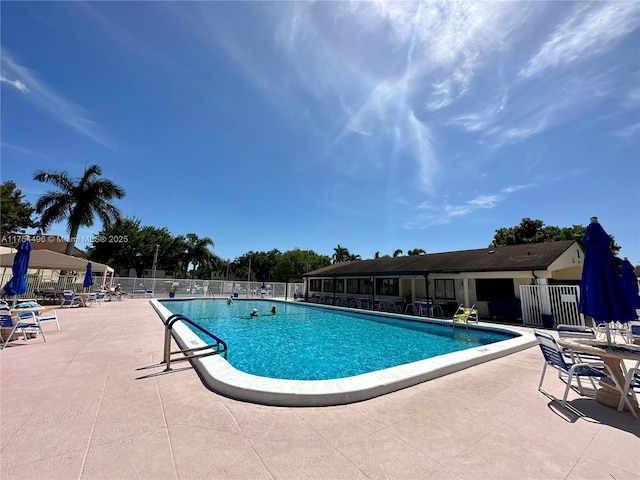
[
  {"x1": 388, "y1": 299, "x2": 403, "y2": 313},
  {"x1": 534, "y1": 330, "x2": 635, "y2": 415},
  {"x1": 37, "y1": 309, "x2": 60, "y2": 331},
  {"x1": 60, "y1": 290, "x2": 81, "y2": 308},
  {"x1": 556, "y1": 324, "x2": 600, "y2": 362},
  {"x1": 1, "y1": 310, "x2": 46, "y2": 349},
  {"x1": 0, "y1": 307, "x2": 14, "y2": 345}
]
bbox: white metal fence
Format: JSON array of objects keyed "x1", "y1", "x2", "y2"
[
  {"x1": 519, "y1": 284, "x2": 583, "y2": 327},
  {"x1": 0, "y1": 271, "x2": 304, "y2": 302}
]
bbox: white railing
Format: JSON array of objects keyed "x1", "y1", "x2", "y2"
[
  {"x1": 519, "y1": 284, "x2": 583, "y2": 327},
  {"x1": 0, "y1": 271, "x2": 304, "y2": 302}
]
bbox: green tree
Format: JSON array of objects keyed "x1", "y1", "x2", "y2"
[
  {"x1": 34, "y1": 165, "x2": 125, "y2": 255},
  {"x1": 87, "y1": 218, "x2": 177, "y2": 277},
  {"x1": 0, "y1": 181, "x2": 38, "y2": 235},
  {"x1": 393, "y1": 249, "x2": 403, "y2": 257},
  {"x1": 407, "y1": 248, "x2": 426, "y2": 255},
  {"x1": 271, "y1": 249, "x2": 331, "y2": 282},
  {"x1": 490, "y1": 218, "x2": 621, "y2": 258},
  {"x1": 332, "y1": 244, "x2": 361, "y2": 263},
  {"x1": 490, "y1": 218, "x2": 547, "y2": 246},
  {"x1": 182, "y1": 233, "x2": 216, "y2": 278}
]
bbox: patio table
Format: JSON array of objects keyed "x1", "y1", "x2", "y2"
[
  {"x1": 75, "y1": 292, "x2": 96, "y2": 307},
  {"x1": 557, "y1": 337, "x2": 640, "y2": 414}
]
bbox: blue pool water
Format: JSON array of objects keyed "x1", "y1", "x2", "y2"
[{"x1": 161, "y1": 299, "x2": 517, "y2": 381}]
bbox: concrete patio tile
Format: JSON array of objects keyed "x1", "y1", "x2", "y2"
[
  {"x1": 582, "y1": 422, "x2": 640, "y2": 475},
  {"x1": 0, "y1": 451, "x2": 86, "y2": 480},
  {"x1": 2, "y1": 301, "x2": 640, "y2": 480},
  {"x1": 81, "y1": 427, "x2": 176, "y2": 480},
  {"x1": 334, "y1": 429, "x2": 442, "y2": 479},
  {"x1": 221, "y1": 403, "x2": 315, "y2": 440},
  {"x1": 384, "y1": 412, "x2": 486, "y2": 462},
  {"x1": 475, "y1": 423, "x2": 586, "y2": 479},
  {"x1": 90, "y1": 393, "x2": 167, "y2": 446},
  {"x1": 442, "y1": 442, "x2": 557, "y2": 480},
  {"x1": 1, "y1": 409, "x2": 95, "y2": 468},
  {"x1": 293, "y1": 406, "x2": 385, "y2": 448},
  {"x1": 169, "y1": 424, "x2": 273, "y2": 480},
  {"x1": 248, "y1": 433, "x2": 368, "y2": 480},
  {"x1": 565, "y1": 456, "x2": 640, "y2": 480}
]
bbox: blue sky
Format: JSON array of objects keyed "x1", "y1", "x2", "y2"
[{"x1": 2, "y1": 1, "x2": 639, "y2": 264}]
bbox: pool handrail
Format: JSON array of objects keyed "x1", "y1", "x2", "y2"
[{"x1": 163, "y1": 313, "x2": 228, "y2": 372}]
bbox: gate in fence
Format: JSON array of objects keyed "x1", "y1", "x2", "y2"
[{"x1": 519, "y1": 284, "x2": 583, "y2": 327}]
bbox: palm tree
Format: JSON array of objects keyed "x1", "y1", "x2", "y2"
[
  {"x1": 183, "y1": 233, "x2": 216, "y2": 278},
  {"x1": 34, "y1": 165, "x2": 125, "y2": 255},
  {"x1": 332, "y1": 244, "x2": 361, "y2": 263},
  {"x1": 393, "y1": 249, "x2": 403, "y2": 257}
]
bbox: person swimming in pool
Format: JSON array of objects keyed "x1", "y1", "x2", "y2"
[
  {"x1": 250, "y1": 308, "x2": 259, "y2": 317},
  {"x1": 271, "y1": 305, "x2": 277, "y2": 315},
  {"x1": 227, "y1": 295, "x2": 233, "y2": 305}
]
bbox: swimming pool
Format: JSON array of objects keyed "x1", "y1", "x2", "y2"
[
  {"x1": 162, "y1": 299, "x2": 516, "y2": 380},
  {"x1": 151, "y1": 298, "x2": 536, "y2": 406}
]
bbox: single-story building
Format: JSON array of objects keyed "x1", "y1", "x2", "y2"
[{"x1": 303, "y1": 240, "x2": 584, "y2": 322}]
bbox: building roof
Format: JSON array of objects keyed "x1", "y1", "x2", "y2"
[
  {"x1": 305, "y1": 241, "x2": 579, "y2": 277},
  {"x1": 0, "y1": 249, "x2": 113, "y2": 274},
  {"x1": 0, "y1": 234, "x2": 88, "y2": 258}
]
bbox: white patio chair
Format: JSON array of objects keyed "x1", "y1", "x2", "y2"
[
  {"x1": 37, "y1": 309, "x2": 60, "y2": 331},
  {"x1": 1, "y1": 311, "x2": 46, "y2": 349},
  {"x1": 535, "y1": 330, "x2": 636, "y2": 417},
  {"x1": 619, "y1": 367, "x2": 640, "y2": 415}
]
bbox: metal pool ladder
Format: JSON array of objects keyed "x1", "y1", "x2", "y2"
[{"x1": 162, "y1": 314, "x2": 228, "y2": 372}]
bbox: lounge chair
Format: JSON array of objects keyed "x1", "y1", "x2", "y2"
[
  {"x1": 534, "y1": 330, "x2": 634, "y2": 415},
  {"x1": 60, "y1": 290, "x2": 81, "y2": 308},
  {"x1": 85, "y1": 291, "x2": 106, "y2": 307}
]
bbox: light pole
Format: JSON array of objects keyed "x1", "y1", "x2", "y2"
[
  {"x1": 151, "y1": 244, "x2": 159, "y2": 296},
  {"x1": 247, "y1": 255, "x2": 252, "y2": 289}
]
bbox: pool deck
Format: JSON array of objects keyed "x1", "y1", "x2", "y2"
[{"x1": 1, "y1": 299, "x2": 639, "y2": 480}]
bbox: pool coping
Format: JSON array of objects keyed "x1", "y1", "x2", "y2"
[{"x1": 150, "y1": 298, "x2": 537, "y2": 407}]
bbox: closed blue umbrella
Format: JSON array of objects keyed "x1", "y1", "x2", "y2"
[
  {"x1": 3, "y1": 239, "x2": 32, "y2": 303},
  {"x1": 621, "y1": 258, "x2": 640, "y2": 310},
  {"x1": 83, "y1": 262, "x2": 94, "y2": 290},
  {"x1": 261, "y1": 275, "x2": 266, "y2": 290},
  {"x1": 578, "y1": 217, "x2": 636, "y2": 344}
]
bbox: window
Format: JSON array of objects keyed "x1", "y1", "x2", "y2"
[
  {"x1": 309, "y1": 279, "x2": 321, "y2": 291},
  {"x1": 475, "y1": 279, "x2": 514, "y2": 301},
  {"x1": 322, "y1": 279, "x2": 334, "y2": 292},
  {"x1": 346, "y1": 278, "x2": 373, "y2": 294},
  {"x1": 434, "y1": 279, "x2": 455, "y2": 300},
  {"x1": 335, "y1": 279, "x2": 345, "y2": 293},
  {"x1": 376, "y1": 278, "x2": 399, "y2": 296}
]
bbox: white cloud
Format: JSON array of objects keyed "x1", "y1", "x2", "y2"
[
  {"x1": 520, "y1": 3, "x2": 640, "y2": 79},
  {"x1": 0, "y1": 47, "x2": 108, "y2": 146},
  {"x1": 615, "y1": 122, "x2": 640, "y2": 139},
  {"x1": 501, "y1": 184, "x2": 535, "y2": 194},
  {"x1": 0, "y1": 74, "x2": 28, "y2": 92}
]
